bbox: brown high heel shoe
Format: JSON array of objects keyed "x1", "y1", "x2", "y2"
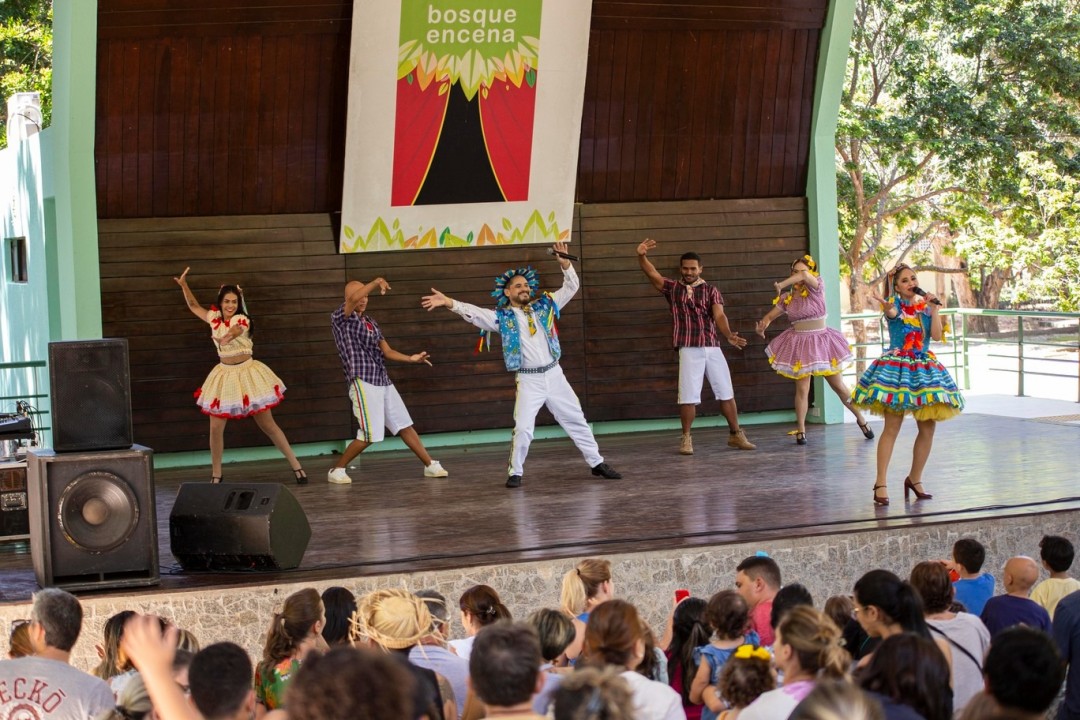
[
  {"x1": 904, "y1": 477, "x2": 933, "y2": 500},
  {"x1": 873, "y1": 484, "x2": 890, "y2": 506}
]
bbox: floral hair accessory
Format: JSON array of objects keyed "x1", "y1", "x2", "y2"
[
  {"x1": 733, "y1": 644, "x2": 770, "y2": 661},
  {"x1": 492, "y1": 266, "x2": 539, "y2": 308}
]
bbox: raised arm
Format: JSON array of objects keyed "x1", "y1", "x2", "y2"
[
  {"x1": 636, "y1": 238, "x2": 666, "y2": 292},
  {"x1": 869, "y1": 293, "x2": 898, "y2": 319},
  {"x1": 345, "y1": 277, "x2": 391, "y2": 316},
  {"x1": 775, "y1": 269, "x2": 820, "y2": 292},
  {"x1": 925, "y1": 291, "x2": 945, "y2": 341},
  {"x1": 421, "y1": 288, "x2": 500, "y2": 332},
  {"x1": 174, "y1": 267, "x2": 210, "y2": 322},
  {"x1": 550, "y1": 242, "x2": 581, "y2": 310}
]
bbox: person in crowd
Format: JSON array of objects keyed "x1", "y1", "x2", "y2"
[
  {"x1": 983, "y1": 627, "x2": 1066, "y2": 719},
  {"x1": 738, "y1": 606, "x2": 849, "y2": 720},
  {"x1": 527, "y1": 608, "x2": 577, "y2": 716},
  {"x1": 328, "y1": 277, "x2": 448, "y2": 484},
  {"x1": 634, "y1": 238, "x2": 756, "y2": 454},
  {"x1": 0, "y1": 588, "x2": 115, "y2": 719},
  {"x1": 175, "y1": 628, "x2": 200, "y2": 655},
  {"x1": 118, "y1": 615, "x2": 201, "y2": 720},
  {"x1": 637, "y1": 625, "x2": 670, "y2": 685},
  {"x1": 822, "y1": 595, "x2": 854, "y2": 637},
  {"x1": 320, "y1": 586, "x2": 358, "y2": 646},
  {"x1": 909, "y1": 560, "x2": 990, "y2": 714},
  {"x1": 754, "y1": 254, "x2": 875, "y2": 445},
  {"x1": 664, "y1": 596, "x2": 710, "y2": 720},
  {"x1": 1052, "y1": 589, "x2": 1080, "y2": 720},
  {"x1": 284, "y1": 645, "x2": 418, "y2": 720},
  {"x1": 714, "y1": 645, "x2": 775, "y2": 720},
  {"x1": 581, "y1": 599, "x2": 687, "y2": 719},
  {"x1": 92, "y1": 610, "x2": 137, "y2": 687},
  {"x1": 851, "y1": 263, "x2": 964, "y2": 506},
  {"x1": 858, "y1": 633, "x2": 953, "y2": 720},
  {"x1": 448, "y1": 584, "x2": 511, "y2": 661},
  {"x1": 553, "y1": 666, "x2": 636, "y2": 720},
  {"x1": 174, "y1": 268, "x2": 307, "y2": 484},
  {"x1": 192, "y1": 642, "x2": 258, "y2": 720},
  {"x1": 7, "y1": 618, "x2": 32, "y2": 658},
  {"x1": 350, "y1": 588, "x2": 454, "y2": 720},
  {"x1": 824, "y1": 594, "x2": 876, "y2": 663},
  {"x1": 735, "y1": 555, "x2": 782, "y2": 645},
  {"x1": 948, "y1": 538, "x2": 995, "y2": 616},
  {"x1": 421, "y1": 243, "x2": 621, "y2": 488},
  {"x1": 980, "y1": 556, "x2": 1052, "y2": 637},
  {"x1": 690, "y1": 591, "x2": 760, "y2": 719},
  {"x1": 789, "y1": 681, "x2": 885, "y2": 720},
  {"x1": 468, "y1": 622, "x2": 548, "y2": 720},
  {"x1": 852, "y1": 569, "x2": 952, "y2": 673},
  {"x1": 95, "y1": 672, "x2": 152, "y2": 720},
  {"x1": 255, "y1": 587, "x2": 327, "y2": 714},
  {"x1": 561, "y1": 558, "x2": 615, "y2": 663},
  {"x1": 411, "y1": 589, "x2": 469, "y2": 717},
  {"x1": 771, "y1": 584, "x2": 815, "y2": 632},
  {"x1": 1031, "y1": 535, "x2": 1080, "y2": 619}
]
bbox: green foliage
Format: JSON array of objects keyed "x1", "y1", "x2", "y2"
[
  {"x1": 0, "y1": 0, "x2": 52, "y2": 148},
  {"x1": 837, "y1": 0, "x2": 1080, "y2": 310}
]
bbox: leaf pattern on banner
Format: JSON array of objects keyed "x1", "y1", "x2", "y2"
[
  {"x1": 397, "y1": 37, "x2": 539, "y2": 98},
  {"x1": 342, "y1": 211, "x2": 566, "y2": 252}
]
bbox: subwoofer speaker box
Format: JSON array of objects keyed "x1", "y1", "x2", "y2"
[
  {"x1": 169, "y1": 483, "x2": 311, "y2": 571},
  {"x1": 49, "y1": 339, "x2": 134, "y2": 452},
  {"x1": 27, "y1": 446, "x2": 159, "y2": 590}
]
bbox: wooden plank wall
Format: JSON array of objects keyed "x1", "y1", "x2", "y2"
[{"x1": 99, "y1": 198, "x2": 805, "y2": 453}]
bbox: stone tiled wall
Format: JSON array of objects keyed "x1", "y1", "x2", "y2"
[{"x1": 3, "y1": 509, "x2": 1076, "y2": 672}]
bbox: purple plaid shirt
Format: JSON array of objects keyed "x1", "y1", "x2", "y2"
[
  {"x1": 331, "y1": 305, "x2": 392, "y2": 386},
  {"x1": 661, "y1": 278, "x2": 724, "y2": 348}
]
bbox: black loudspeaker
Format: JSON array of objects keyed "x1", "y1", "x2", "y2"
[
  {"x1": 170, "y1": 483, "x2": 311, "y2": 571},
  {"x1": 49, "y1": 339, "x2": 134, "y2": 452},
  {"x1": 27, "y1": 446, "x2": 159, "y2": 590}
]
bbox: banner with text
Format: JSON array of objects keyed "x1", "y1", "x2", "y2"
[{"x1": 340, "y1": 0, "x2": 592, "y2": 252}]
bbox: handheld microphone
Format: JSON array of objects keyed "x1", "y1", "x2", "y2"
[
  {"x1": 547, "y1": 248, "x2": 579, "y2": 262},
  {"x1": 913, "y1": 287, "x2": 942, "y2": 306}
]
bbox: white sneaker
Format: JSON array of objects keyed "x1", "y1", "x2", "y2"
[
  {"x1": 327, "y1": 467, "x2": 353, "y2": 484},
  {"x1": 424, "y1": 461, "x2": 449, "y2": 478}
]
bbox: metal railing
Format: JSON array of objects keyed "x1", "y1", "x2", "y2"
[
  {"x1": 0, "y1": 359, "x2": 50, "y2": 435},
  {"x1": 840, "y1": 308, "x2": 1080, "y2": 402}
]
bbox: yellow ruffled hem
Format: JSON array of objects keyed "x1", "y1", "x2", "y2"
[
  {"x1": 855, "y1": 401, "x2": 962, "y2": 422},
  {"x1": 774, "y1": 368, "x2": 845, "y2": 380}
]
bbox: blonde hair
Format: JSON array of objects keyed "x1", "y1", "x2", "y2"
[
  {"x1": 94, "y1": 673, "x2": 152, "y2": 720},
  {"x1": 776, "y1": 606, "x2": 849, "y2": 680},
  {"x1": 350, "y1": 589, "x2": 432, "y2": 650},
  {"x1": 560, "y1": 559, "x2": 612, "y2": 617}
]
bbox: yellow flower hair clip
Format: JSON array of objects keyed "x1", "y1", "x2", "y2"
[{"x1": 733, "y1": 644, "x2": 770, "y2": 661}]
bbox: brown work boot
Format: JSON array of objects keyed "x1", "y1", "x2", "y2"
[
  {"x1": 679, "y1": 433, "x2": 694, "y2": 455},
  {"x1": 727, "y1": 429, "x2": 756, "y2": 450}
]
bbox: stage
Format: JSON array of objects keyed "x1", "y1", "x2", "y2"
[{"x1": 2, "y1": 411, "x2": 1078, "y2": 604}]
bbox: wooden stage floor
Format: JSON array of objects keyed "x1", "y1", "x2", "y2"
[{"x1": 2, "y1": 412, "x2": 1078, "y2": 603}]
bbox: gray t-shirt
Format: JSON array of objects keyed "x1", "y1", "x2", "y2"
[
  {"x1": 409, "y1": 644, "x2": 469, "y2": 717},
  {"x1": 0, "y1": 656, "x2": 115, "y2": 720},
  {"x1": 928, "y1": 612, "x2": 991, "y2": 713}
]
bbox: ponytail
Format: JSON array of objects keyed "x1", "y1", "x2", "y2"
[
  {"x1": 260, "y1": 588, "x2": 323, "y2": 680},
  {"x1": 893, "y1": 583, "x2": 931, "y2": 639},
  {"x1": 560, "y1": 558, "x2": 612, "y2": 618},
  {"x1": 560, "y1": 568, "x2": 587, "y2": 617}
]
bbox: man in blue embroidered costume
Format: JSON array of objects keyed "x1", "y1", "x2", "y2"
[
  {"x1": 328, "y1": 277, "x2": 449, "y2": 484},
  {"x1": 422, "y1": 242, "x2": 621, "y2": 488}
]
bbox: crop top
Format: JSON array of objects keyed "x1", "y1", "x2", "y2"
[{"x1": 207, "y1": 307, "x2": 253, "y2": 359}]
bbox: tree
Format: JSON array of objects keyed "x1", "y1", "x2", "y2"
[
  {"x1": 1, "y1": 0, "x2": 52, "y2": 148},
  {"x1": 836, "y1": 0, "x2": 1080, "y2": 337}
]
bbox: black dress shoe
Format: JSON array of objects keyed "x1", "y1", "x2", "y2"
[
  {"x1": 591, "y1": 463, "x2": 622, "y2": 479},
  {"x1": 506, "y1": 475, "x2": 523, "y2": 488}
]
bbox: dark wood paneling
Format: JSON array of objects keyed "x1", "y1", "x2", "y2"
[{"x1": 98, "y1": 199, "x2": 804, "y2": 452}]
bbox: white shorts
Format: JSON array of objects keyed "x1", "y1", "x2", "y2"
[
  {"x1": 678, "y1": 347, "x2": 734, "y2": 404},
  {"x1": 348, "y1": 379, "x2": 413, "y2": 443}
]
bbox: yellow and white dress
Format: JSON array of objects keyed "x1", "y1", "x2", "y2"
[{"x1": 194, "y1": 307, "x2": 285, "y2": 418}]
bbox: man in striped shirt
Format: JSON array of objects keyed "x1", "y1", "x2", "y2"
[
  {"x1": 327, "y1": 277, "x2": 448, "y2": 484},
  {"x1": 636, "y1": 238, "x2": 756, "y2": 454}
]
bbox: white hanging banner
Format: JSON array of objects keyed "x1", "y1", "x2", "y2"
[{"x1": 340, "y1": 0, "x2": 592, "y2": 252}]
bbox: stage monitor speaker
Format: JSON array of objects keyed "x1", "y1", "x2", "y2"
[
  {"x1": 27, "y1": 446, "x2": 159, "y2": 591},
  {"x1": 170, "y1": 483, "x2": 311, "y2": 571},
  {"x1": 49, "y1": 339, "x2": 134, "y2": 452}
]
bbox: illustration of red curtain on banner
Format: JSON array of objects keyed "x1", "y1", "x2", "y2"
[{"x1": 392, "y1": 3, "x2": 540, "y2": 207}]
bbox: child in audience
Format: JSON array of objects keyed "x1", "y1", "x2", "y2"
[
  {"x1": 1030, "y1": 534, "x2": 1080, "y2": 619},
  {"x1": 716, "y1": 647, "x2": 775, "y2": 720},
  {"x1": 689, "y1": 591, "x2": 760, "y2": 720},
  {"x1": 948, "y1": 538, "x2": 995, "y2": 616}
]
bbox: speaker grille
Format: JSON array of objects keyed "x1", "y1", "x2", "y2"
[{"x1": 49, "y1": 340, "x2": 134, "y2": 452}]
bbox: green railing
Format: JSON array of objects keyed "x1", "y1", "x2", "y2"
[
  {"x1": 840, "y1": 308, "x2": 1080, "y2": 402},
  {"x1": 0, "y1": 359, "x2": 50, "y2": 433}
]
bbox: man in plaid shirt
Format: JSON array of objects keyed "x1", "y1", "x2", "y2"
[
  {"x1": 636, "y1": 238, "x2": 756, "y2": 454},
  {"x1": 327, "y1": 277, "x2": 448, "y2": 484}
]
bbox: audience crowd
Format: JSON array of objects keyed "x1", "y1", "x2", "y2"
[{"x1": 2, "y1": 534, "x2": 1079, "y2": 720}]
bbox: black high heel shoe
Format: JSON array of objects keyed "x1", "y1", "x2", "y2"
[
  {"x1": 211, "y1": 476, "x2": 223, "y2": 484},
  {"x1": 904, "y1": 476, "x2": 932, "y2": 500},
  {"x1": 293, "y1": 468, "x2": 308, "y2": 485},
  {"x1": 795, "y1": 431, "x2": 807, "y2": 446},
  {"x1": 858, "y1": 421, "x2": 875, "y2": 440}
]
